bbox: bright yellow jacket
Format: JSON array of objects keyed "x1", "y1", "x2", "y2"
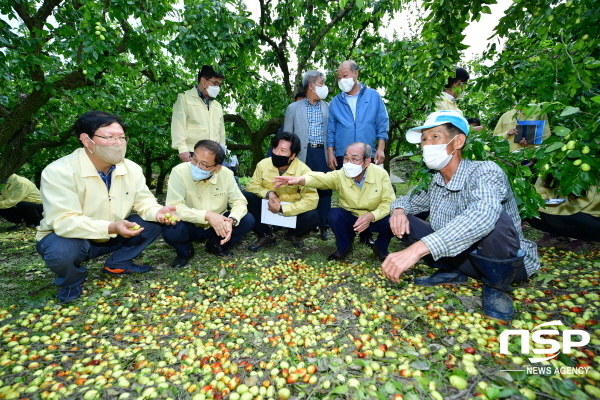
[
  {"x1": 166, "y1": 162, "x2": 247, "y2": 228},
  {"x1": 493, "y1": 109, "x2": 551, "y2": 152},
  {"x1": 304, "y1": 164, "x2": 394, "y2": 222},
  {"x1": 171, "y1": 87, "x2": 226, "y2": 154},
  {"x1": 245, "y1": 158, "x2": 318, "y2": 216},
  {"x1": 535, "y1": 179, "x2": 599, "y2": 217},
  {"x1": 434, "y1": 93, "x2": 462, "y2": 113},
  {"x1": 0, "y1": 174, "x2": 42, "y2": 209},
  {"x1": 37, "y1": 148, "x2": 163, "y2": 241}
]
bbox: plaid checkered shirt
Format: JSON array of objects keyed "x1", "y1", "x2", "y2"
[
  {"x1": 305, "y1": 99, "x2": 325, "y2": 145},
  {"x1": 391, "y1": 159, "x2": 540, "y2": 277}
]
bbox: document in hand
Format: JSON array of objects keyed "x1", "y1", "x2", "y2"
[
  {"x1": 261, "y1": 200, "x2": 297, "y2": 228},
  {"x1": 515, "y1": 120, "x2": 545, "y2": 145}
]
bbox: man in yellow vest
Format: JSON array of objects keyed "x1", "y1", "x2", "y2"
[
  {"x1": 171, "y1": 65, "x2": 226, "y2": 162},
  {"x1": 0, "y1": 174, "x2": 43, "y2": 230}
]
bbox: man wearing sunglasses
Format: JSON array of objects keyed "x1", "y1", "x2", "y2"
[
  {"x1": 36, "y1": 111, "x2": 179, "y2": 303},
  {"x1": 171, "y1": 65, "x2": 226, "y2": 162}
]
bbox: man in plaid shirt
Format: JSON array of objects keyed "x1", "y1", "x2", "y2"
[{"x1": 382, "y1": 111, "x2": 540, "y2": 323}]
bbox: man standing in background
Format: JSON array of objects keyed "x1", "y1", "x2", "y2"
[
  {"x1": 435, "y1": 67, "x2": 470, "y2": 113},
  {"x1": 284, "y1": 70, "x2": 331, "y2": 239},
  {"x1": 171, "y1": 65, "x2": 226, "y2": 162}
]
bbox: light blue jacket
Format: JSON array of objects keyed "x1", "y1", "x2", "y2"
[{"x1": 327, "y1": 85, "x2": 389, "y2": 157}]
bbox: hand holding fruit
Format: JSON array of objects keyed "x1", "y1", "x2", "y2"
[
  {"x1": 109, "y1": 220, "x2": 143, "y2": 238},
  {"x1": 157, "y1": 206, "x2": 179, "y2": 225}
]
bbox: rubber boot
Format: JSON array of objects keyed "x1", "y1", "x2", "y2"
[
  {"x1": 469, "y1": 249, "x2": 525, "y2": 323},
  {"x1": 414, "y1": 257, "x2": 468, "y2": 287}
]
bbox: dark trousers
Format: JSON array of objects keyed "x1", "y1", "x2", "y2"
[
  {"x1": 243, "y1": 191, "x2": 319, "y2": 237},
  {"x1": 0, "y1": 202, "x2": 44, "y2": 226},
  {"x1": 306, "y1": 146, "x2": 331, "y2": 228},
  {"x1": 36, "y1": 214, "x2": 161, "y2": 288},
  {"x1": 328, "y1": 207, "x2": 393, "y2": 254},
  {"x1": 526, "y1": 212, "x2": 600, "y2": 242},
  {"x1": 405, "y1": 212, "x2": 527, "y2": 283},
  {"x1": 161, "y1": 213, "x2": 254, "y2": 258}
]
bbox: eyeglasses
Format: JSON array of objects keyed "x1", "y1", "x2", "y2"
[
  {"x1": 92, "y1": 135, "x2": 129, "y2": 143},
  {"x1": 205, "y1": 78, "x2": 223, "y2": 87},
  {"x1": 190, "y1": 156, "x2": 218, "y2": 169},
  {"x1": 343, "y1": 156, "x2": 364, "y2": 164}
]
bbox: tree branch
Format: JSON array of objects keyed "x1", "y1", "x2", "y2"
[
  {"x1": 295, "y1": 0, "x2": 356, "y2": 86},
  {"x1": 34, "y1": 0, "x2": 63, "y2": 30},
  {"x1": 11, "y1": 3, "x2": 34, "y2": 32},
  {"x1": 0, "y1": 105, "x2": 9, "y2": 118},
  {"x1": 224, "y1": 114, "x2": 252, "y2": 136}
]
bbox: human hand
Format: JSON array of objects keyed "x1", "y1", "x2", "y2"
[
  {"x1": 390, "y1": 208, "x2": 410, "y2": 238},
  {"x1": 156, "y1": 206, "x2": 179, "y2": 225},
  {"x1": 109, "y1": 220, "x2": 143, "y2": 238},
  {"x1": 507, "y1": 128, "x2": 517, "y2": 136},
  {"x1": 205, "y1": 211, "x2": 233, "y2": 239},
  {"x1": 268, "y1": 196, "x2": 281, "y2": 214},
  {"x1": 519, "y1": 137, "x2": 528, "y2": 147},
  {"x1": 374, "y1": 149, "x2": 385, "y2": 165},
  {"x1": 381, "y1": 241, "x2": 429, "y2": 283},
  {"x1": 353, "y1": 213, "x2": 374, "y2": 233},
  {"x1": 179, "y1": 152, "x2": 191, "y2": 162},
  {"x1": 327, "y1": 148, "x2": 337, "y2": 170},
  {"x1": 273, "y1": 176, "x2": 302, "y2": 189}
]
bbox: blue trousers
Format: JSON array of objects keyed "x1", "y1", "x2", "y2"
[
  {"x1": 405, "y1": 213, "x2": 527, "y2": 282},
  {"x1": 161, "y1": 213, "x2": 254, "y2": 258},
  {"x1": 36, "y1": 214, "x2": 161, "y2": 288},
  {"x1": 305, "y1": 146, "x2": 331, "y2": 228},
  {"x1": 328, "y1": 208, "x2": 393, "y2": 254}
]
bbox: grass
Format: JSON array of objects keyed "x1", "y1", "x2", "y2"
[{"x1": 0, "y1": 185, "x2": 599, "y2": 399}]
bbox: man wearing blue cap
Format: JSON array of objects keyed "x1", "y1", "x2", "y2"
[{"x1": 382, "y1": 110, "x2": 539, "y2": 323}]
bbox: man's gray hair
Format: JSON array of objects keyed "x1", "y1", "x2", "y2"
[
  {"x1": 346, "y1": 142, "x2": 372, "y2": 159},
  {"x1": 302, "y1": 70, "x2": 325, "y2": 91},
  {"x1": 347, "y1": 60, "x2": 359, "y2": 72}
]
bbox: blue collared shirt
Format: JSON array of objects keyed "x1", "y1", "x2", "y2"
[
  {"x1": 305, "y1": 98, "x2": 325, "y2": 145},
  {"x1": 98, "y1": 165, "x2": 116, "y2": 191}
]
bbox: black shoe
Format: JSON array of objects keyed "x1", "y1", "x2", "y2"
[
  {"x1": 373, "y1": 245, "x2": 388, "y2": 262},
  {"x1": 327, "y1": 246, "x2": 353, "y2": 261},
  {"x1": 248, "y1": 235, "x2": 276, "y2": 252},
  {"x1": 172, "y1": 247, "x2": 195, "y2": 268},
  {"x1": 320, "y1": 227, "x2": 331, "y2": 240},
  {"x1": 205, "y1": 242, "x2": 233, "y2": 257},
  {"x1": 284, "y1": 232, "x2": 304, "y2": 248},
  {"x1": 57, "y1": 283, "x2": 84, "y2": 303},
  {"x1": 7, "y1": 224, "x2": 23, "y2": 231},
  {"x1": 359, "y1": 232, "x2": 375, "y2": 247},
  {"x1": 104, "y1": 264, "x2": 152, "y2": 275}
]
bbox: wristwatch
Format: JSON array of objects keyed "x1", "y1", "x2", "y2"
[
  {"x1": 229, "y1": 217, "x2": 238, "y2": 226},
  {"x1": 265, "y1": 191, "x2": 272, "y2": 199},
  {"x1": 278, "y1": 206, "x2": 284, "y2": 216}
]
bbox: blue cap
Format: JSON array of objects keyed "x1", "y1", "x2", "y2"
[{"x1": 406, "y1": 110, "x2": 469, "y2": 144}]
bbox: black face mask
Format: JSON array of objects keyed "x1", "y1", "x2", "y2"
[{"x1": 271, "y1": 154, "x2": 291, "y2": 168}]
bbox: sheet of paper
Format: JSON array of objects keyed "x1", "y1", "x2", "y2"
[{"x1": 261, "y1": 200, "x2": 297, "y2": 228}]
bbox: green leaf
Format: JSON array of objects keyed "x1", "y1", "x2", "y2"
[
  {"x1": 560, "y1": 106, "x2": 580, "y2": 116},
  {"x1": 481, "y1": 6, "x2": 492, "y2": 14},
  {"x1": 329, "y1": 385, "x2": 348, "y2": 395},
  {"x1": 545, "y1": 142, "x2": 565, "y2": 153},
  {"x1": 591, "y1": 95, "x2": 600, "y2": 104},
  {"x1": 409, "y1": 155, "x2": 422, "y2": 162},
  {"x1": 553, "y1": 126, "x2": 571, "y2": 136}
]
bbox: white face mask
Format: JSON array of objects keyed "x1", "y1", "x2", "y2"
[
  {"x1": 206, "y1": 85, "x2": 220, "y2": 98},
  {"x1": 338, "y1": 77, "x2": 355, "y2": 93},
  {"x1": 342, "y1": 162, "x2": 364, "y2": 178},
  {"x1": 314, "y1": 84, "x2": 329, "y2": 100},
  {"x1": 422, "y1": 136, "x2": 457, "y2": 170}
]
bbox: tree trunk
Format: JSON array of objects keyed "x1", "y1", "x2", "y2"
[{"x1": 0, "y1": 122, "x2": 36, "y2": 183}]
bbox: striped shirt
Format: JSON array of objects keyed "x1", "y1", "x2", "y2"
[
  {"x1": 305, "y1": 99, "x2": 325, "y2": 145},
  {"x1": 391, "y1": 159, "x2": 539, "y2": 277}
]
